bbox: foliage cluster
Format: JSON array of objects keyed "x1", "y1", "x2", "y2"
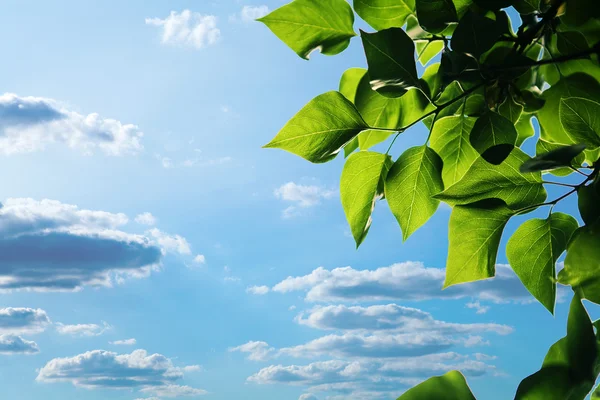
[{"x1": 260, "y1": 0, "x2": 600, "y2": 398}]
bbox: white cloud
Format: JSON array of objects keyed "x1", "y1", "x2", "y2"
[
  {"x1": 466, "y1": 301, "x2": 490, "y2": 314},
  {"x1": 183, "y1": 365, "x2": 202, "y2": 372},
  {"x1": 148, "y1": 228, "x2": 192, "y2": 255},
  {"x1": 0, "y1": 334, "x2": 39, "y2": 354},
  {"x1": 37, "y1": 349, "x2": 204, "y2": 395},
  {"x1": 140, "y1": 384, "x2": 207, "y2": 397},
  {"x1": 274, "y1": 182, "x2": 337, "y2": 218},
  {"x1": 193, "y1": 254, "x2": 206, "y2": 264},
  {"x1": 0, "y1": 93, "x2": 143, "y2": 155},
  {"x1": 110, "y1": 338, "x2": 137, "y2": 346},
  {"x1": 0, "y1": 198, "x2": 191, "y2": 292},
  {"x1": 230, "y1": 5, "x2": 269, "y2": 22},
  {"x1": 295, "y1": 304, "x2": 512, "y2": 335},
  {"x1": 299, "y1": 394, "x2": 319, "y2": 400},
  {"x1": 247, "y1": 285, "x2": 270, "y2": 295},
  {"x1": 230, "y1": 341, "x2": 275, "y2": 361},
  {"x1": 135, "y1": 213, "x2": 156, "y2": 226},
  {"x1": 0, "y1": 308, "x2": 51, "y2": 335},
  {"x1": 271, "y1": 262, "x2": 536, "y2": 304},
  {"x1": 146, "y1": 10, "x2": 220, "y2": 49},
  {"x1": 56, "y1": 321, "x2": 111, "y2": 337}
]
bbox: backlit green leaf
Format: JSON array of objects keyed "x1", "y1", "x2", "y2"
[
  {"x1": 430, "y1": 115, "x2": 478, "y2": 186},
  {"x1": 341, "y1": 151, "x2": 390, "y2": 246},
  {"x1": 559, "y1": 222, "x2": 600, "y2": 305},
  {"x1": 385, "y1": 146, "x2": 444, "y2": 240},
  {"x1": 498, "y1": 94, "x2": 524, "y2": 125},
  {"x1": 361, "y1": 28, "x2": 421, "y2": 97},
  {"x1": 339, "y1": 68, "x2": 367, "y2": 103},
  {"x1": 515, "y1": 114, "x2": 535, "y2": 146},
  {"x1": 451, "y1": 11, "x2": 501, "y2": 57},
  {"x1": 470, "y1": 112, "x2": 518, "y2": 155},
  {"x1": 258, "y1": 0, "x2": 356, "y2": 59},
  {"x1": 354, "y1": 0, "x2": 415, "y2": 30},
  {"x1": 445, "y1": 199, "x2": 513, "y2": 287},
  {"x1": 506, "y1": 213, "x2": 578, "y2": 313},
  {"x1": 436, "y1": 148, "x2": 547, "y2": 210},
  {"x1": 559, "y1": 97, "x2": 600, "y2": 148},
  {"x1": 396, "y1": 370, "x2": 476, "y2": 400},
  {"x1": 264, "y1": 91, "x2": 367, "y2": 163}
]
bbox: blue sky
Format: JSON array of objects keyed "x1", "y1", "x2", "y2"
[{"x1": 0, "y1": 1, "x2": 593, "y2": 400}]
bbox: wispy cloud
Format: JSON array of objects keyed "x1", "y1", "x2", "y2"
[
  {"x1": 135, "y1": 212, "x2": 156, "y2": 226},
  {"x1": 230, "y1": 5, "x2": 270, "y2": 22},
  {"x1": 246, "y1": 285, "x2": 269, "y2": 295},
  {"x1": 56, "y1": 321, "x2": 111, "y2": 337},
  {"x1": 274, "y1": 182, "x2": 337, "y2": 218},
  {"x1": 110, "y1": 338, "x2": 136, "y2": 346},
  {"x1": 146, "y1": 10, "x2": 220, "y2": 49}
]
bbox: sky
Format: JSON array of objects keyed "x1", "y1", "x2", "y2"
[{"x1": 0, "y1": 1, "x2": 594, "y2": 400}]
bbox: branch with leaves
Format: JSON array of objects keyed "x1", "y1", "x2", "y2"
[{"x1": 259, "y1": 0, "x2": 600, "y2": 398}]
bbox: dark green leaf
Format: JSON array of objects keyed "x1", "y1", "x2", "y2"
[
  {"x1": 513, "y1": 0, "x2": 540, "y2": 14},
  {"x1": 354, "y1": 0, "x2": 415, "y2": 30},
  {"x1": 430, "y1": 115, "x2": 478, "y2": 186},
  {"x1": 406, "y1": 16, "x2": 445, "y2": 65},
  {"x1": 506, "y1": 213, "x2": 578, "y2": 313},
  {"x1": 445, "y1": 199, "x2": 513, "y2": 287},
  {"x1": 472, "y1": 0, "x2": 513, "y2": 9},
  {"x1": 341, "y1": 151, "x2": 390, "y2": 246},
  {"x1": 436, "y1": 148, "x2": 547, "y2": 210},
  {"x1": 578, "y1": 180, "x2": 600, "y2": 226},
  {"x1": 559, "y1": 97, "x2": 600, "y2": 148},
  {"x1": 563, "y1": 0, "x2": 600, "y2": 27},
  {"x1": 385, "y1": 146, "x2": 444, "y2": 240},
  {"x1": 521, "y1": 143, "x2": 587, "y2": 173},
  {"x1": 264, "y1": 91, "x2": 367, "y2": 163},
  {"x1": 396, "y1": 370, "x2": 476, "y2": 400},
  {"x1": 258, "y1": 0, "x2": 356, "y2": 59},
  {"x1": 556, "y1": 32, "x2": 589, "y2": 56},
  {"x1": 415, "y1": 0, "x2": 458, "y2": 33},
  {"x1": 361, "y1": 28, "x2": 421, "y2": 98},
  {"x1": 498, "y1": 94, "x2": 525, "y2": 124},
  {"x1": 470, "y1": 112, "x2": 518, "y2": 155},
  {"x1": 559, "y1": 222, "x2": 600, "y2": 304},
  {"x1": 451, "y1": 11, "x2": 502, "y2": 57}
]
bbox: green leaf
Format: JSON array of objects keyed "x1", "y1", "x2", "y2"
[
  {"x1": 361, "y1": 28, "x2": 421, "y2": 98},
  {"x1": 436, "y1": 148, "x2": 547, "y2": 210},
  {"x1": 385, "y1": 146, "x2": 444, "y2": 240},
  {"x1": 498, "y1": 94, "x2": 525, "y2": 125},
  {"x1": 578, "y1": 180, "x2": 600, "y2": 226},
  {"x1": 516, "y1": 294, "x2": 598, "y2": 400},
  {"x1": 354, "y1": 73, "x2": 434, "y2": 150},
  {"x1": 340, "y1": 151, "x2": 390, "y2": 246},
  {"x1": 445, "y1": 199, "x2": 513, "y2": 287},
  {"x1": 556, "y1": 32, "x2": 589, "y2": 57},
  {"x1": 469, "y1": 112, "x2": 518, "y2": 155},
  {"x1": 563, "y1": 0, "x2": 600, "y2": 27},
  {"x1": 258, "y1": 0, "x2": 356, "y2": 59},
  {"x1": 559, "y1": 97, "x2": 600, "y2": 148},
  {"x1": 407, "y1": 16, "x2": 445, "y2": 65},
  {"x1": 264, "y1": 91, "x2": 367, "y2": 163},
  {"x1": 396, "y1": 371, "x2": 476, "y2": 400},
  {"x1": 415, "y1": 0, "x2": 458, "y2": 34},
  {"x1": 506, "y1": 213, "x2": 578, "y2": 313},
  {"x1": 354, "y1": 0, "x2": 415, "y2": 30},
  {"x1": 451, "y1": 11, "x2": 502, "y2": 57},
  {"x1": 430, "y1": 115, "x2": 479, "y2": 186},
  {"x1": 344, "y1": 137, "x2": 359, "y2": 158},
  {"x1": 592, "y1": 385, "x2": 600, "y2": 400},
  {"x1": 516, "y1": 114, "x2": 535, "y2": 146},
  {"x1": 339, "y1": 68, "x2": 367, "y2": 103},
  {"x1": 538, "y1": 74, "x2": 600, "y2": 145},
  {"x1": 521, "y1": 143, "x2": 587, "y2": 173},
  {"x1": 559, "y1": 222, "x2": 600, "y2": 304}
]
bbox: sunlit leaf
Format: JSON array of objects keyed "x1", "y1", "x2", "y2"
[
  {"x1": 264, "y1": 91, "x2": 367, "y2": 163},
  {"x1": 506, "y1": 213, "x2": 578, "y2": 313},
  {"x1": 521, "y1": 143, "x2": 587, "y2": 173},
  {"x1": 385, "y1": 146, "x2": 444, "y2": 240},
  {"x1": 354, "y1": 0, "x2": 415, "y2": 30},
  {"x1": 559, "y1": 97, "x2": 600, "y2": 148},
  {"x1": 445, "y1": 199, "x2": 513, "y2": 287},
  {"x1": 469, "y1": 112, "x2": 518, "y2": 155},
  {"x1": 341, "y1": 151, "x2": 390, "y2": 246},
  {"x1": 396, "y1": 370, "x2": 476, "y2": 400},
  {"x1": 258, "y1": 0, "x2": 356, "y2": 59},
  {"x1": 436, "y1": 148, "x2": 547, "y2": 210},
  {"x1": 430, "y1": 115, "x2": 478, "y2": 186}
]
